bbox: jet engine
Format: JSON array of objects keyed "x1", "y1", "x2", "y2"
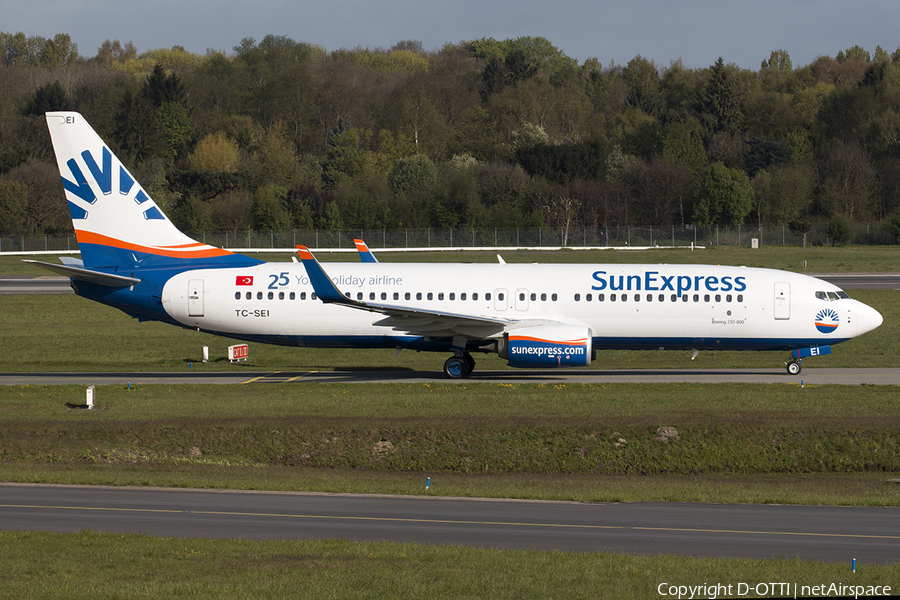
[{"x1": 499, "y1": 324, "x2": 593, "y2": 368}]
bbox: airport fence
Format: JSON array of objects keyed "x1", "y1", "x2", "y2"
[{"x1": 1, "y1": 222, "x2": 896, "y2": 254}]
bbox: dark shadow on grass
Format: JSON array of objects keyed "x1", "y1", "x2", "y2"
[{"x1": 65, "y1": 402, "x2": 94, "y2": 410}]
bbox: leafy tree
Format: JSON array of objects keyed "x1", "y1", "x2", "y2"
[
  {"x1": 210, "y1": 189, "x2": 251, "y2": 233},
  {"x1": 114, "y1": 90, "x2": 162, "y2": 162},
  {"x1": 188, "y1": 132, "x2": 240, "y2": 172},
  {"x1": 660, "y1": 121, "x2": 706, "y2": 174},
  {"x1": 7, "y1": 160, "x2": 71, "y2": 233},
  {"x1": 168, "y1": 194, "x2": 212, "y2": 233},
  {"x1": 251, "y1": 184, "x2": 290, "y2": 231},
  {"x1": 388, "y1": 154, "x2": 437, "y2": 196},
  {"x1": 836, "y1": 45, "x2": 870, "y2": 63},
  {"x1": 622, "y1": 56, "x2": 662, "y2": 117},
  {"x1": 788, "y1": 219, "x2": 812, "y2": 246},
  {"x1": 476, "y1": 161, "x2": 540, "y2": 227},
  {"x1": 166, "y1": 169, "x2": 248, "y2": 201},
  {"x1": 22, "y1": 81, "x2": 72, "y2": 115},
  {"x1": 660, "y1": 59, "x2": 697, "y2": 119},
  {"x1": 819, "y1": 141, "x2": 876, "y2": 219},
  {"x1": 509, "y1": 122, "x2": 549, "y2": 152},
  {"x1": 517, "y1": 140, "x2": 608, "y2": 183},
  {"x1": 432, "y1": 162, "x2": 483, "y2": 227},
  {"x1": 155, "y1": 101, "x2": 195, "y2": 164},
  {"x1": 604, "y1": 144, "x2": 639, "y2": 182},
  {"x1": 885, "y1": 209, "x2": 900, "y2": 241},
  {"x1": 95, "y1": 39, "x2": 137, "y2": 66},
  {"x1": 388, "y1": 154, "x2": 437, "y2": 227},
  {"x1": 743, "y1": 137, "x2": 790, "y2": 177},
  {"x1": 692, "y1": 162, "x2": 754, "y2": 227},
  {"x1": 248, "y1": 121, "x2": 301, "y2": 187},
  {"x1": 826, "y1": 215, "x2": 852, "y2": 246},
  {"x1": 698, "y1": 57, "x2": 744, "y2": 137},
  {"x1": 39, "y1": 34, "x2": 78, "y2": 68},
  {"x1": 1, "y1": 32, "x2": 29, "y2": 66},
  {"x1": 761, "y1": 49, "x2": 792, "y2": 73},
  {"x1": 323, "y1": 201, "x2": 343, "y2": 230},
  {"x1": 621, "y1": 158, "x2": 693, "y2": 227},
  {"x1": 142, "y1": 64, "x2": 186, "y2": 108},
  {"x1": 471, "y1": 36, "x2": 577, "y2": 77},
  {"x1": 753, "y1": 164, "x2": 814, "y2": 224},
  {"x1": 332, "y1": 176, "x2": 392, "y2": 229},
  {"x1": 0, "y1": 180, "x2": 27, "y2": 234}
]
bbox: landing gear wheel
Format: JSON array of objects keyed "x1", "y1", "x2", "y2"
[
  {"x1": 443, "y1": 356, "x2": 467, "y2": 379},
  {"x1": 786, "y1": 360, "x2": 802, "y2": 375},
  {"x1": 463, "y1": 353, "x2": 476, "y2": 376}
]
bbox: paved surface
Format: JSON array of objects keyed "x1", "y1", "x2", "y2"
[
  {"x1": 1, "y1": 368, "x2": 898, "y2": 386},
  {"x1": 0, "y1": 276, "x2": 73, "y2": 294},
  {"x1": 1, "y1": 484, "x2": 898, "y2": 563}
]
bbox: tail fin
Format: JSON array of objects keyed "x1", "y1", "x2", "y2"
[{"x1": 46, "y1": 112, "x2": 258, "y2": 271}]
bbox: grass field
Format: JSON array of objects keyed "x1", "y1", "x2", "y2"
[
  {"x1": 2, "y1": 247, "x2": 899, "y2": 596},
  {"x1": 1, "y1": 381, "x2": 898, "y2": 505},
  {"x1": 3, "y1": 530, "x2": 895, "y2": 599}
]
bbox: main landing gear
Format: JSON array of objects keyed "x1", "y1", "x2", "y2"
[
  {"x1": 785, "y1": 358, "x2": 802, "y2": 375},
  {"x1": 443, "y1": 353, "x2": 476, "y2": 378}
]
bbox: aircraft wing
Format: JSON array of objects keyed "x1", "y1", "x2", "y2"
[
  {"x1": 296, "y1": 246, "x2": 516, "y2": 338},
  {"x1": 23, "y1": 260, "x2": 141, "y2": 287}
]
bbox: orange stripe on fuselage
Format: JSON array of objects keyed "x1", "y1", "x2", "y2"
[
  {"x1": 75, "y1": 230, "x2": 233, "y2": 259},
  {"x1": 509, "y1": 335, "x2": 588, "y2": 346}
]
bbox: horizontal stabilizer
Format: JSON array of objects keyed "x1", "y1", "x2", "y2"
[
  {"x1": 58, "y1": 256, "x2": 84, "y2": 268},
  {"x1": 23, "y1": 260, "x2": 140, "y2": 287}
]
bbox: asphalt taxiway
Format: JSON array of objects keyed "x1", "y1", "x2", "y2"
[
  {"x1": 0, "y1": 368, "x2": 900, "y2": 387},
  {"x1": 2, "y1": 483, "x2": 898, "y2": 563},
  {"x1": 1, "y1": 367, "x2": 899, "y2": 386}
]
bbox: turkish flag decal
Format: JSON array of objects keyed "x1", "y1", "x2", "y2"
[{"x1": 235, "y1": 276, "x2": 254, "y2": 286}]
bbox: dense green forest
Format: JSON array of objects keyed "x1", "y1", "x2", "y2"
[{"x1": 2, "y1": 32, "x2": 900, "y2": 242}]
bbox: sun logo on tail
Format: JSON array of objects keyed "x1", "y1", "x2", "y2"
[{"x1": 814, "y1": 308, "x2": 839, "y2": 334}]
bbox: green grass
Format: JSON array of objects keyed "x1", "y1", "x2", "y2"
[
  {"x1": 2, "y1": 248, "x2": 899, "y2": 593},
  {"x1": 3, "y1": 530, "x2": 895, "y2": 600},
  {"x1": 1, "y1": 382, "x2": 898, "y2": 505}
]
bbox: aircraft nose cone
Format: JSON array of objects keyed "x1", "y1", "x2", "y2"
[{"x1": 855, "y1": 301, "x2": 883, "y2": 336}]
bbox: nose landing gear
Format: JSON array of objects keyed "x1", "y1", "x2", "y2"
[{"x1": 785, "y1": 359, "x2": 802, "y2": 375}]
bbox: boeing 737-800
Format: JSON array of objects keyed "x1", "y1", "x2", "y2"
[{"x1": 29, "y1": 112, "x2": 883, "y2": 378}]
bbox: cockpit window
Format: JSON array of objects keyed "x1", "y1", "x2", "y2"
[{"x1": 816, "y1": 290, "x2": 848, "y2": 301}]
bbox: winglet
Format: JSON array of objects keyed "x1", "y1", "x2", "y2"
[
  {"x1": 295, "y1": 245, "x2": 352, "y2": 304},
  {"x1": 354, "y1": 239, "x2": 379, "y2": 263}
]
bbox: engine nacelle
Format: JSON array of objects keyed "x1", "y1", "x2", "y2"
[{"x1": 499, "y1": 324, "x2": 593, "y2": 368}]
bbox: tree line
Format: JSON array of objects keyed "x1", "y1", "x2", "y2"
[{"x1": 2, "y1": 32, "x2": 900, "y2": 242}]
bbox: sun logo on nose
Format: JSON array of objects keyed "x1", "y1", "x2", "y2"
[{"x1": 814, "y1": 308, "x2": 839, "y2": 334}]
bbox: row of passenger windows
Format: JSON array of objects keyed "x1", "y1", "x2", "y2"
[
  {"x1": 235, "y1": 291, "x2": 308, "y2": 301},
  {"x1": 234, "y1": 290, "x2": 743, "y2": 304},
  {"x1": 576, "y1": 293, "x2": 743, "y2": 303}
]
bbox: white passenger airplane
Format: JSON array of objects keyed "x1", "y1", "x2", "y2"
[{"x1": 31, "y1": 112, "x2": 883, "y2": 378}]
